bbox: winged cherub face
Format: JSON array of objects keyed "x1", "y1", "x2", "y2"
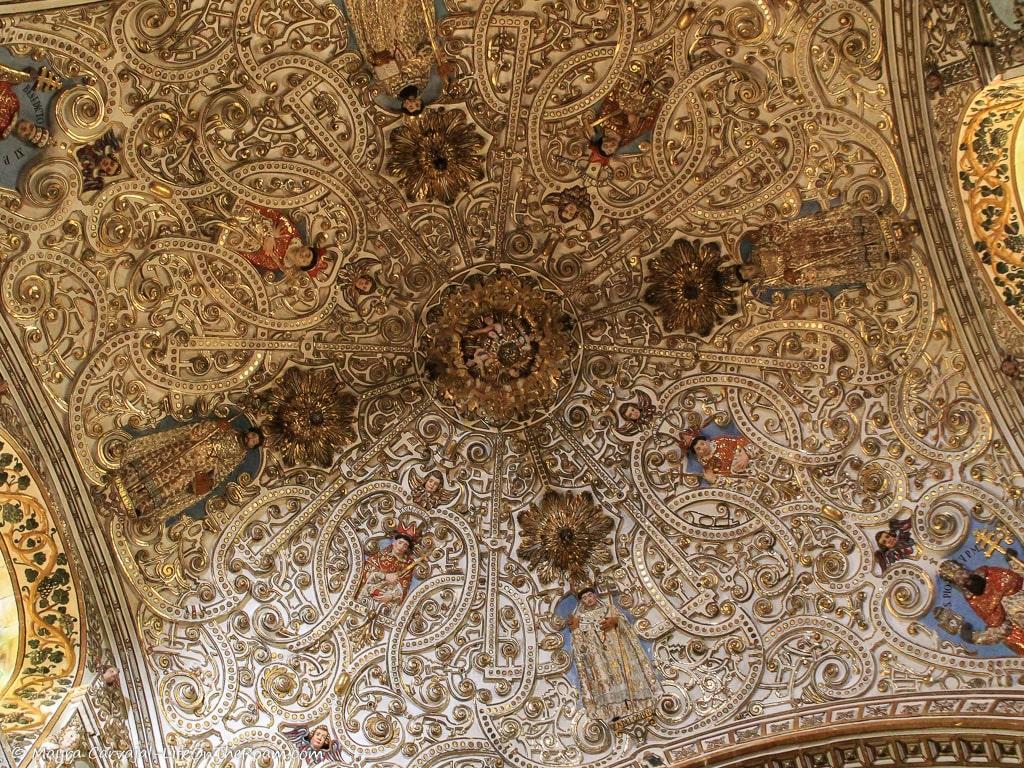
[{"x1": 309, "y1": 727, "x2": 330, "y2": 750}]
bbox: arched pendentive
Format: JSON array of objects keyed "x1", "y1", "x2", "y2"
[
  {"x1": 957, "y1": 76, "x2": 1024, "y2": 324},
  {"x1": 0, "y1": 425, "x2": 85, "y2": 764}
]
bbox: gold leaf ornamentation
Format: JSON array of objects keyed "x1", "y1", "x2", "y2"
[
  {"x1": 644, "y1": 239, "x2": 737, "y2": 336},
  {"x1": 385, "y1": 108, "x2": 485, "y2": 204},
  {"x1": 418, "y1": 269, "x2": 577, "y2": 426},
  {"x1": 516, "y1": 490, "x2": 614, "y2": 587},
  {"x1": 257, "y1": 367, "x2": 357, "y2": 467}
]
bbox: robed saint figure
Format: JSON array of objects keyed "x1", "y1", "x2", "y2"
[
  {"x1": 568, "y1": 588, "x2": 661, "y2": 724},
  {"x1": 736, "y1": 204, "x2": 919, "y2": 291},
  {"x1": 343, "y1": 0, "x2": 442, "y2": 109},
  {"x1": 938, "y1": 558, "x2": 1024, "y2": 655},
  {"x1": 357, "y1": 524, "x2": 421, "y2": 609},
  {"x1": 0, "y1": 63, "x2": 53, "y2": 147},
  {"x1": 110, "y1": 419, "x2": 263, "y2": 519}
]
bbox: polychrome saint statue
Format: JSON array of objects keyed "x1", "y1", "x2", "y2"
[{"x1": 110, "y1": 419, "x2": 263, "y2": 519}]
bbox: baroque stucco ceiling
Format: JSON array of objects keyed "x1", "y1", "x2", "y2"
[{"x1": 1, "y1": 0, "x2": 1024, "y2": 767}]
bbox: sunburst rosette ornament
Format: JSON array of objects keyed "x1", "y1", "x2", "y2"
[
  {"x1": 418, "y1": 268, "x2": 579, "y2": 427},
  {"x1": 516, "y1": 490, "x2": 615, "y2": 587},
  {"x1": 644, "y1": 239, "x2": 737, "y2": 336},
  {"x1": 255, "y1": 367, "x2": 357, "y2": 467},
  {"x1": 386, "y1": 108, "x2": 485, "y2": 204}
]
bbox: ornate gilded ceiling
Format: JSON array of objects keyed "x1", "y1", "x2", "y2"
[{"x1": 0, "y1": 0, "x2": 1023, "y2": 766}]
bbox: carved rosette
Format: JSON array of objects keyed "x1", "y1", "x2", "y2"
[
  {"x1": 254, "y1": 367, "x2": 357, "y2": 467},
  {"x1": 385, "y1": 108, "x2": 486, "y2": 204},
  {"x1": 644, "y1": 239, "x2": 737, "y2": 336},
  {"x1": 416, "y1": 267, "x2": 580, "y2": 428},
  {"x1": 516, "y1": 490, "x2": 614, "y2": 587}
]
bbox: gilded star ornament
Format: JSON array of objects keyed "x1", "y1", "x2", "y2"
[
  {"x1": 644, "y1": 239, "x2": 737, "y2": 336},
  {"x1": 516, "y1": 490, "x2": 614, "y2": 586},
  {"x1": 386, "y1": 108, "x2": 485, "y2": 204},
  {"x1": 419, "y1": 270, "x2": 577, "y2": 425},
  {"x1": 257, "y1": 367, "x2": 357, "y2": 467}
]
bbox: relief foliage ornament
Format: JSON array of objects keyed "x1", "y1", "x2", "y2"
[
  {"x1": 958, "y1": 80, "x2": 1024, "y2": 317},
  {"x1": 255, "y1": 366, "x2": 357, "y2": 468},
  {"x1": 386, "y1": 108, "x2": 485, "y2": 203},
  {"x1": 419, "y1": 269, "x2": 578, "y2": 425},
  {"x1": 0, "y1": 429, "x2": 80, "y2": 741},
  {"x1": 644, "y1": 239, "x2": 737, "y2": 336},
  {"x1": 516, "y1": 490, "x2": 614, "y2": 587}
]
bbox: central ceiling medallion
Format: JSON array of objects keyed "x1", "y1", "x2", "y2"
[{"x1": 416, "y1": 266, "x2": 581, "y2": 430}]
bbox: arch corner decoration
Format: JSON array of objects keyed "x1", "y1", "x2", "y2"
[
  {"x1": 957, "y1": 75, "x2": 1024, "y2": 329},
  {"x1": 0, "y1": 424, "x2": 86, "y2": 766}
]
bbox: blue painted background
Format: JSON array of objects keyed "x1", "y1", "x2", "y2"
[
  {"x1": 554, "y1": 592, "x2": 658, "y2": 691},
  {"x1": 0, "y1": 49, "x2": 70, "y2": 190},
  {"x1": 920, "y1": 519, "x2": 1022, "y2": 658},
  {"x1": 332, "y1": 0, "x2": 448, "y2": 112},
  {"x1": 125, "y1": 414, "x2": 262, "y2": 523}
]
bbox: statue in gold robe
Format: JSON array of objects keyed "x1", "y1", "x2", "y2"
[
  {"x1": 735, "y1": 204, "x2": 920, "y2": 291},
  {"x1": 343, "y1": 0, "x2": 441, "y2": 111},
  {"x1": 110, "y1": 419, "x2": 262, "y2": 519},
  {"x1": 587, "y1": 48, "x2": 673, "y2": 163},
  {"x1": 356, "y1": 524, "x2": 421, "y2": 610},
  {"x1": 568, "y1": 589, "x2": 661, "y2": 725}
]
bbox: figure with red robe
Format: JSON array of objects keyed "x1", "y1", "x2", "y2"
[
  {"x1": 680, "y1": 429, "x2": 756, "y2": 484},
  {"x1": 0, "y1": 75, "x2": 21, "y2": 137},
  {"x1": 938, "y1": 556, "x2": 1024, "y2": 655},
  {"x1": 584, "y1": 51, "x2": 671, "y2": 173},
  {"x1": 0, "y1": 63, "x2": 53, "y2": 147},
  {"x1": 222, "y1": 204, "x2": 326, "y2": 278},
  {"x1": 357, "y1": 524, "x2": 421, "y2": 609}
]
